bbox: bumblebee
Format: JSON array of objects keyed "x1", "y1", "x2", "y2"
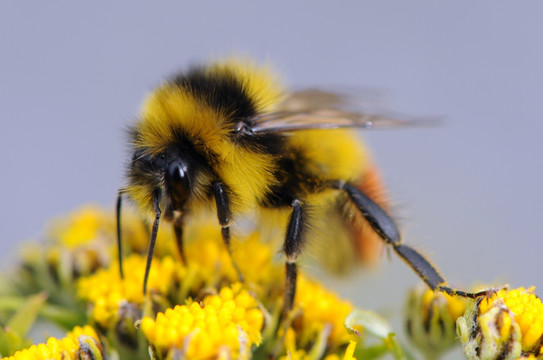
[{"x1": 117, "y1": 59, "x2": 484, "y2": 311}]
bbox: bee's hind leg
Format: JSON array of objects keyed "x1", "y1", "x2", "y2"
[
  {"x1": 212, "y1": 182, "x2": 244, "y2": 282},
  {"x1": 331, "y1": 180, "x2": 483, "y2": 299}
]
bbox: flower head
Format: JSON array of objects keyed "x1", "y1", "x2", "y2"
[
  {"x1": 3, "y1": 325, "x2": 104, "y2": 360},
  {"x1": 293, "y1": 276, "x2": 354, "y2": 348},
  {"x1": 77, "y1": 254, "x2": 182, "y2": 328},
  {"x1": 14, "y1": 206, "x2": 115, "y2": 304},
  {"x1": 457, "y1": 286, "x2": 543, "y2": 360},
  {"x1": 141, "y1": 283, "x2": 264, "y2": 360}
]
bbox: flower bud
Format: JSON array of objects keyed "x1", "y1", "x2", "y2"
[{"x1": 405, "y1": 286, "x2": 469, "y2": 358}]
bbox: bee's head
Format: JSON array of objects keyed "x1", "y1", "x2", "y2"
[{"x1": 127, "y1": 137, "x2": 212, "y2": 214}]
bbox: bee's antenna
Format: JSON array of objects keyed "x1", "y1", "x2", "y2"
[
  {"x1": 116, "y1": 189, "x2": 125, "y2": 279},
  {"x1": 143, "y1": 190, "x2": 162, "y2": 295}
]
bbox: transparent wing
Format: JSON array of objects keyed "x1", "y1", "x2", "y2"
[
  {"x1": 248, "y1": 89, "x2": 439, "y2": 134},
  {"x1": 275, "y1": 88, "x2": 387, "y2": 112}
]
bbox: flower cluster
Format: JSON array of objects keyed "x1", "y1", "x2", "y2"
[
  {"x1": 141, "y1": 283, "x2": 263, "y2": 359},
  {"x1": 292, "y1": 277, "x2": 354, "y2": 348},
  {"x1": 77, "y1": 254, "x2": 181, "y2": 328},
  {"x1": 4, "y1": 325, "x2": 104, "y2": 360},
  {"x1": 2, "y1": 205, "x2": 369, "y2": 360},
  {"x1": 4, "y1": 204, "x2": 538, "y2": 360}
]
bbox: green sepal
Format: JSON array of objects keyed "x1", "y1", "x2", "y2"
[
  {"x1": 0, "y1": 292, "x2": 47, "y2": 356},
  {"x1": 345, "y1": 310, "x2": 408, "y2": 360}
]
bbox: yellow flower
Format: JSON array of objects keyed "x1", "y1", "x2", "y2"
[
  {"x1": 44, "y1": 205, "x2": 176, "y2": 272},
  {"x1": 279, "y1": 328, "x2": 358, "y2": 360},
  {"x1": 279, "y1": 327, "x2": 310, "y2": 360},
  {"x1": 457, "y1": 286, "x2": 543, "y2": 360},
  {"x1": 231, "y1": 232, "x2": 283, "y2": 287},
  {"x1": 479, "y1": 287, "x2": 543, "y2": 353},
  {"x1": 518, "y1": 355, "x2": 538, "y2": 360},
  {"x1": 17, "y1": 206, "x2": 114, "y2": 298},
  {"x1": 3, "y1": 325, "x2": 103, "y2": 360},
  {"x1": 183, "y1": 226, "x2": 283, "y2": 292},
  {"x1": 77, "y1": 254, "x2": 182, "y2": 328},
  {"x1": 292, "y1": 276, "x2": 354, "y2": 349},
  {"x1": 49, "y1": 205, "x2": 112, "y2": 248},
  {"x1": 141, "y1": 283, "x2": 264, "y2": 360}
]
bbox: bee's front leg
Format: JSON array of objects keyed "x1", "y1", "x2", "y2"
[
  {"x1": 212, "y1": 182, "x2": 244, "y2": 282},
  {"x1": 172, "y1": 217, "x2": 186, "y2": 265},
  {"x1": 116, "y1": 188, "x2": 125, "y2": 279},
  {"x1": 143, "y1": 189, "x2": 162, "y2": 295}
]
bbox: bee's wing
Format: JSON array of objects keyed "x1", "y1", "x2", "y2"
[
  {"x1": 248, "y1": 88, "x2": 438, "y2": 134},
  {"x1": 275, "y1": 88, "x2": 387, "y2": 112},
  {"x1": 249, "y1": 109, "x2": 438, "y2": 134}
]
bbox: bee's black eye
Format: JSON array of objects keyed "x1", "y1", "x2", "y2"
[
  {"x1": 165, "y1": 161, "x2": 191, "y2": 209},
  {"x1": 151, "y1": 153, "x2": 168, "y2": 170}
]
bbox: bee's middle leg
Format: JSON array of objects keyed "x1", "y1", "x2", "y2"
[{"x1": 283, "y1": 198, "x2": 307, "y2": 314}]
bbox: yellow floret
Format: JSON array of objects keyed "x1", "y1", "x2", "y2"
[
  {"x1": 479, "y1": 287, "x2": 543, "y2": 353},
  {"x1": 141, "y1": 283, "x2": 264, "y2": 360},
  {"x1": 294, "y1": 276, "x2": 354, "y2": 347},
  {"x1": 182, "y1": 225, "x2": 283, "y2": 294},
  {"x1": 50, "y1": 205, "x2": 112, "y2": 248},
  {"x1": 77, "y1": 254, "x2": 182, "y2": 328},
  {"x1": 342, "y1": 340, "x2": 358, "y2": 360},
  {"x1": 3, "y1": 326, "x2": 102, "y2": 360}
]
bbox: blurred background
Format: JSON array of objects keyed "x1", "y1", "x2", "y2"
[{"x1": 1, "y1": 2, "x2": 542, "y2": 358}]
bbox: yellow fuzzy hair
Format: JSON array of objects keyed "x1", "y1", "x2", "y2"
[{"x1": 287, "y1": 130, "x2": 370, "y2": 190}]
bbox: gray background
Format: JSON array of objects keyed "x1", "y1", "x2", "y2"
[{"x1": 1, "y1": 2, "x2": 542, "y2": 357}]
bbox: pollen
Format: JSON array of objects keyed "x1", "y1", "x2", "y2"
[
  {"x1": 3, "y1": 325, "x2": 103, "y2": 360},
  {"x1": 141, "y1": 283, "x2": 264, "y2": 359}
]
